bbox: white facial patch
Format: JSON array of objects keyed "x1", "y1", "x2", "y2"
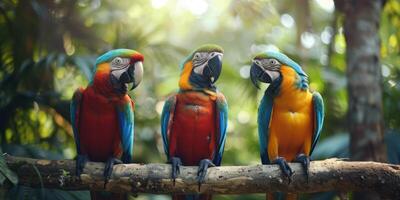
[
  {"x1": 110, "y1": 57, "x2": 130, "y2": 79},
  {"x1": 111, "y1": 68, "x2": 127, "y2": 79},
  {"x1": 265, "y1": 70, "x2": 280, "y2": 81},
  {"x1": 111, "y1": 57, "x2": 130, "y2": 68},
  {"x1": 193, "y1": 63, "x2": 207, "y2": 75},
  {"x1": 208, "y1": 52, "x2": 223, "y2": 60},
  {"x1": 192, "y1": 52, "x2": 223, "y2": 75},
  {"x1": 253, "y1": 58, "x2": 281, "y2": 82}
]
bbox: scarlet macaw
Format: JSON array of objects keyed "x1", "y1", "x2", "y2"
[
  {"x1": 250, "y1": 51, "x2": 324, "y2": 200},
  {"x1": 161, "y1": 44, "x2": 228, "y2": 200},
  {"x1": 70, "y1": 49, "x2": 144, "y2": 200}
]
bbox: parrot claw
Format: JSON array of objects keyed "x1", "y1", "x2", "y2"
[
  {"x1": 75, "y1": 154, "x2": 88, "y2": 178},
  {"x1": 294, "y1": 154, "x2": 310, "y2": 183},
  {"x1": 196, "y1": 159, "x2": 215, "y2": 190},
  {"x1": 168, "y1": 157, "x2": 182, "y2": 186},
  {"x1": 272, "y1": 157, "x2": 293, "y2": 183},
  {"x1": 103, "y1": 157, "x2": 122, "y2": 188}
]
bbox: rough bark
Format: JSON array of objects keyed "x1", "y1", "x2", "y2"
[
  {"x1": 4, "y1": 155, "x2": 400, "y2": 198},
  {"x1": 342, "y1": 0, "x2": 387, "y2": 199},
  {"x1": 344, "y1": 0, "x2": 386, "y2": 163}
]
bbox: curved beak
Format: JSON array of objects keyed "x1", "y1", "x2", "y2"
[
  {"x1": 250, "y1": 62, "x2": 272, "y2": 89},
  {"x1": 204, "y1": 53, "x2": 223, "y2": 83},
  {"x1": 131, "y1": 61, "x2": 143, "y2": 90},
  {"x1": 119, "y1": 61, "x2": 143, "y2": 91}
]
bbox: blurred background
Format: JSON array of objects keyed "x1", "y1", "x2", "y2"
[{"x1": 0, "y1": 0, "x2": 399, "y2": 199}]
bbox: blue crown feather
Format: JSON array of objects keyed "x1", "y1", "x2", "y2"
[
  {"x1": 95, "y1": 49, "x2": 138, "y2": 65},
  {"x1": 265, "y1": 51, "x2": 309, "y2": 89}
]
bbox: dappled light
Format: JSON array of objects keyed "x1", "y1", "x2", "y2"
[{"x1": 0, "y1": 0, "x2": 400, "y2": 200}]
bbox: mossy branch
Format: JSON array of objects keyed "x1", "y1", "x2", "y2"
[{"x1": 4, "y1": 155, "x2": 400, "y2": 198}]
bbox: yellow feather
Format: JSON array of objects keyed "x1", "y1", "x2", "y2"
[
  {"x1": 268, "y1": 66, "x2": 314, "y2": 161},
  {"x1": 178, "y1": 61, "x2": 193, "y2": 90},
  {"x1": 96, "y1": 63, "x2": 110, "y2": 73},
  {"x1": 203, "y1": 89, "x2": 217, "y2": 100}
]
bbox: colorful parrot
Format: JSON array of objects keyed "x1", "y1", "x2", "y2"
[
  {"x1": 250, "y1": 51, "x2": 324, "y2": 200},
  {"x1": 161, "y1": 44, "x2": 228, "y2": 200},
  {"x1": 70, "y1": 49, "x2": 144, "y2": 200}
]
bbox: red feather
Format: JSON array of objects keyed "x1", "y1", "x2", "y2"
[
  {"x1": 77, "y1": 66, "x2": 133, "y2": 162},
  {"x1": 168, "y1": 91, "x2": 217, "y2": 165}
]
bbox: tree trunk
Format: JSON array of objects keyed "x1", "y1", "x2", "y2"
[
  {"x1": 4, "y1": 155, "x2": 400, "y2": 198},
  {"x1": 295, "y1": 0, "x2": 312, "y2": 58},
  {"x1": 342, "y1": 0, "x2": 387, "y2": 199}
]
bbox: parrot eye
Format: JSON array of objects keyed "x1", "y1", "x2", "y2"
[
  {"x1": 113, "y1": 57, "x2": 123, "y2": 65},
  {"x1": 111, "y1": 57, "x2": 130, "y2": 67},
  {"x1": 210, "y1": 52, "x2": 215, "y2": 57},
  {"x1": 269, "y1": 59, "x2": 278, "y2": 65}
]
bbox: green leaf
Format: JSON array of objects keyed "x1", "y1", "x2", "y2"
[
  {"x1": 72, "y1": 56, "x2": 95, "y2": 81},
  {"x1": 0, "y1": 150, "x2": 18, "y2": 186}
]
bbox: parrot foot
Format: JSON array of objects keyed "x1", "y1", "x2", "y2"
[
  {"x1": 168, "y1": 157, "x2": 182, "y2": 186},
  {"x1": 294, "y1": 154, "x2": 310, "y2": 183},
  {"x1": 272, "y1": 157, "x2": 293, "y2": 183},
  {"x1": 75, "y1": 154, "x2": 88, "y2": 178},
  {"x1": 103, "y1": 157, "x2": 122, "y2": 188},
  {"x1": 197, "y1": 159, "x2": 216, "y2": 190}
]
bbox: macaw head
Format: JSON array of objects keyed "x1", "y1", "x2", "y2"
[
  {"x1": 250, "y1": 51, "x2": 308, "y2": 89},
  {"x1": 178, "y1": 44, "x2": 224, "y2": 91},
  {"x1": 93, "y1": 49, "x2": 144, "y2": 95}
]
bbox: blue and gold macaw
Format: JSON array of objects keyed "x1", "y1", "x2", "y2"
[{"x1": 250, "y1": 51, "x2": 324, "y2": 200}]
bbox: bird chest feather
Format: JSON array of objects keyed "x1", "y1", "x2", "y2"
[
  {"x1": 171, "y1": 91, "x2": 217, "y2": 165},
  {"x1": 269, "y1": 66, "x2": 314, "y2": 160}
]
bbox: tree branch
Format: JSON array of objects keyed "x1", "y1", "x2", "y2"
[{"x1": 4, "y1": 155, "x2": 400, "y2": 198}]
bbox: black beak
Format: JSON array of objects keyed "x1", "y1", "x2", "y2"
[
  {"x1": 119, "y1": 63, "x2": 136, "y2": 91},
  {"x1": 250, "y1": 63, "x2": 272, "y2": 89},
  {"x1": 204, "y1": 55, "x2": 222, "y2": 83},
  {"x1": 130, "y1": 81, "x2": 138, "y2": 91}
]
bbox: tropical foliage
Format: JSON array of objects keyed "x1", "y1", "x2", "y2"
[{"x1": 0, "y1": 0, "x2": 399, "y2": 199}]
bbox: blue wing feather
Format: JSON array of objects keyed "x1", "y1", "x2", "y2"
[
  {"x1": 70, "y1": 89, "x2": 83, "y2": 155},
  {"x1": 160, "y1": 96, "x2": 177, "y2": 158},
  {"x1": 258, "y1": 92, "x2": 274, "y2": 164},
  {"x1": 213, "y1": 94, "x2": 228, "y2": 166},
  {"x1": 310, "y1": 92, "x2": 324, "y2": 155},
  {"x1": 117, "y1": 102, "x2": 134, "y2": 163}
]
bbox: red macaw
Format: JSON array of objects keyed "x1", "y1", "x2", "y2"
[
  {"x1": 250, "y1": 51, "x2": 324, "y2": 200},
  {"x1": 70, "y1": 49, "x2": 144, "y2": 200},
  {"x1": 161, "y1": 44, "x2": 228, "y2": 200}
]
